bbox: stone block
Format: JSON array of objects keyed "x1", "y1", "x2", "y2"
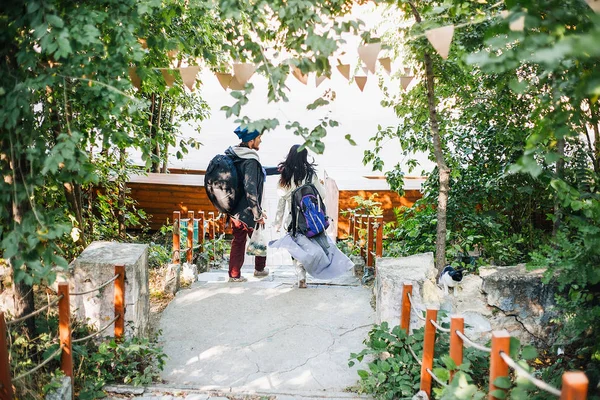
[
  {"x1": 45, "y1": 376, "x2": 71, "y2": 400},
  {"x1": 69, "y1": 241, "x2": 149, "y2": 338},
  {"x1": 375, "y1": 252, "x2": 437, "y2": 330},
  {"x1": 481, "y1": 265, "x2": 558, "y2": 345}
]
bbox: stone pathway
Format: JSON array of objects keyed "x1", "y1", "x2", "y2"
[{"x1": 106, "y1": 261, "x2": 374, "y2": 399}]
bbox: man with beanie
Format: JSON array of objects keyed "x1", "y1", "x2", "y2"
[{"x1": 224, "y1": 126, "x2": 269, "y2": 282}]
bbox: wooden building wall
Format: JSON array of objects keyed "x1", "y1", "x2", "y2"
[
  {"x1": 336, "y1": 189, "x2": 422, "y2": 238},
  {"x1": 127, "y1": 173, "x2": 423, "y2": 236}
]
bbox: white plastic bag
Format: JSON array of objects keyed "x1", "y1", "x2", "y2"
[{"x1": 246, "y1": 226, "x2": 268, "y2": 256}]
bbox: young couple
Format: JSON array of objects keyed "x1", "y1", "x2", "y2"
[{"x1": 224, "y1": 126, "x2": 325, "y2": 288}]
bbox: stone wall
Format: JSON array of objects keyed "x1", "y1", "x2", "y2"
[
  {"x1": 376, "y1": 253, "x2": 559, "y2": 347},
  {"x1": 65, "y1": 241, "x2": 150, "y2": 338}
]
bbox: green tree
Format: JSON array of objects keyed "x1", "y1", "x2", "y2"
[{"x1": 0, "y1": 0, "x2": 365, "y2": 333}]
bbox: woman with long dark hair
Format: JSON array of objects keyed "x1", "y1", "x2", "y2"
[{"x1": 273, "y1": 145, "x2": 326, "y2": 288}]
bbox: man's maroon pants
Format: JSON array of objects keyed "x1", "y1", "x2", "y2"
[{"x1": 229, "y1": 218, "x2": 266, "y2": 278}]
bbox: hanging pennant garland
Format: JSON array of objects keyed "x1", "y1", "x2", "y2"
[
  {"x1": 403, "y1": 67, "x2": 411, "y2": 76},
  {"x1": 233, "y1": 63, "x2": 256, "y2": 86},
  {"x1": 425, "y1": 25, "x2": 455, "y2": 60},
  {"x1": 585, "y1": 0, "x2": 600, "y2": 12},
  {"x1": 180, "y1": 66, "x2": 199, "y2": 91},
  {"x1": 292, "y1": 66, "x2": 308, "y2": 85},
  {"x1": 315, "y1": 75, "x2": 327, "y2": 87},
  {"x1": 400, "y1": 76, "x2": 414, "y2": 91},
  {"x1": 215, "y1": 72, "x2": 233, "y2": 91},
  {"x1": 128, "y1": 67, "x2": 141, "y2": 90},
  {"x1": 229, "y1": 75, "x2": 245, "y2": 90},
  {"x1": 357, "y1": 42, "x2": 381, "y2": 74},
  {"x1": 161, "y1": 69, "x2": 177, "y2": 88},
  {"x1": 355, "y1": 76, "x2": 367, "y2": 92},
  {"x1": 336, "y1": 64, "x2": 351, "y2": 80},
  {"x1": 378, "y1": 57, "x2": 391, "y2": 75}
]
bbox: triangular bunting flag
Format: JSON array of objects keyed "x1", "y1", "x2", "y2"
[
  {"x1": 215, "y1": 72, "x2": 233, "y2": 91},
  {"x1": 425, "y1": 25, "x2": 455, "y2": 60},
  {"x1": 357, "y1": 42, "x2": 381, "y2": 74},
  {"x1": 378, "y1": 57, "x2": 391, "y2": 74},
  {"x1": 180, "y1": 66, "x2": 199, "y2": 91},
  {"x1": 585, "y1": 0, "x2": 600, "y2": 12},
  {"x1": 509, "y1": 15, "x2": 525, "y2": 31},
  {"x1": 233, "y1": 63, "x2": 256, "y2": 86},
  {"x1": 229, "y1": 75, "x2": 245, "y2": 90},
  {"x1": 167, "y1": 50, "x2": 178, "y2": 59},
  {"x1": 292, "y1": 66, "x2": 308, "y2": 85},
  {"x1": 128, "y1": 67, "x2": 141, "y2": 90},
  {"x1": 161, "y1": 69, "x2": 177, "y2": 87},
  {"x1": 355, "y1": 76, "x2": 367, "y2": 92},
  {"x1": 403, "y1": 67, "x2": 411, "y2": 76},
  {"x1": 400, "y1": 76, "x2": 413, "y2": 91},
  {"x1": 315, "y1": 75, "x2": 327, "y2": 87},
  {"x1": 337, "y1": 64, "x2": 350, "y2": 80}
]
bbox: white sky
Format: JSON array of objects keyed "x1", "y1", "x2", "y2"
[{"x1": 130, "y1": 3, "x2": 434, "y2": 189}]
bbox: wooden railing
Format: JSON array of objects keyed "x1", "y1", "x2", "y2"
[
  {"x1": 171, "y1": 210, "x2": 227, "y2": 265},
  {"x1": 0, "y1": 265, "x2": 126, "y2": 400},
  {"x1": 347, "y1": 213, "x2": 383, "y2": 274},
  {"x1": 399, "y1": 283, "x2": 589, "y2": 399}
]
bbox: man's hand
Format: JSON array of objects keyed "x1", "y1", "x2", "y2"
[{"x1": 256, "y1": 217, "x2": 266, "y2": 226}]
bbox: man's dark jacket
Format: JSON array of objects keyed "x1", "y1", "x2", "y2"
[{"x1": 225, "y1": 146, "x2": 265, "y2": 228}]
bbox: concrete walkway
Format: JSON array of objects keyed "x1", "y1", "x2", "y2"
[{"x1": 149, "y1": 260, "x2": 374, "y2": 399}]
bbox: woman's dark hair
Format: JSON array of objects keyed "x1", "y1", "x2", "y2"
[{"x1": 278, "y1": 145, "x2": 317, "y2": 188}]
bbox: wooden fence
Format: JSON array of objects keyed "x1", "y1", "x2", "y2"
[
  {"x1": 399, "y1": 283, "x2": 589, "y2": 399},
  {"x1": 171, "y1": 211, "x2": 228, "y2": 266},
  {"x1": 0, "y1": 266, "x2": 126, "y2": 400}
]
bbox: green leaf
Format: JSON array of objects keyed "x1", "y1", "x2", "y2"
[
  {"x1": 494, "y1": 376, "x2": 512, "y2": 389},
  {"x1": 46, "y1": 14, "x2": 64, "y2": 28},
  {"x1": 490, "y1": 389, "x2": 507, "y2": 399}
]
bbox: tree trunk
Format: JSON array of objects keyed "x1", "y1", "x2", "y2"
[
  {"x1": 117, "y1": 148, "x2": 126, "y2": 238},
  {"x1": 552, "y1": 138, "x2": 565, "y2": 236},
  {"x1": 409, "y1": 2, "x2": 450, "y2": 274},
  {"x1": 9, "y1": 154, "x2": 35, "y2": 336}
]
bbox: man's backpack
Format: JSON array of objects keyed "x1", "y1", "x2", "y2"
[
  {"x1": 204, "y1": 154, "x2": 241, "y2": 214},
  {"x1": 289, "y1": 181, "x2": 329, "y2": 238}
]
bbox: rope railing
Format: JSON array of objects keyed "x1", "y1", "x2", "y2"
[
  {"x1": 12, "y1": 345, "x2": 64, "y2": 382},
  {"x1": 426, "y1": 368, "x2": 448, "y2": 387},
  {"x1": 72, "y1": 315, "x2": 120, "y2": 344},
  {"x1": 398, "y1": 283, "x2": 589, "y2": 399},
  {"x1": 71, "y1": 274, "x2": 120, "y2": 296},
  {"x1": 1, "y1": 264, "x2": 127, "y2": 398},
  {"x1": 499, "y1": 351, "x2": 562, "y2": 397},
  {"x1": 408, "y1": 345, "x2": 423, "y2": 365},
  {"x1": 406, "y1": 292, "x2": 426, "y2": 321},
  {"x1": 430, "y1": 318, "x2": 450, "y2": 333},
  {"x1": 5, "y1": 295, "x2": 63, "y2": 326},
  {"x1": 456, "y1": 329, "x2": 491, "y2": 353}
]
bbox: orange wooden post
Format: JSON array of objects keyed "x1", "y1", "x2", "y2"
[
  {"x1": 172, "y1": 211, "x2": 180, "y2": 264},
  {"x1": 208, "y1": 212, "x2": 215, "y2": 261},
  {"x1": 449, "y1": 315, "x2": 464, "y2": 381},
  {"x1": 420, "y1": 308, "x2": 438, "y2": 397},
  {"x1": 560, "y1": 372, "x2": 588, "y2": 400},
  {"x1": 359, "y1": 215, "x2": 366, "y2": 260},
  {"x1": 58, "y1": 283, "x2": 73, "y2": 382},
  {"x1": 208, "y1": 212, "x2": 215, "y2": 240},
  {"x1": 114, "y1": 265, "x2": 125, "y2": 339},
  {"x1": 366, "y1": 216, "x2": 374, "y2": 268},
  {"x1": 489, "y1": 330, "x2": 511, "y2": 400},
  {"x1": 375, "y1": 215, "x2": 383, "y2": 257},
  {"x1": 400, "y1": 284, "x2": 413, "y2": 333},
  {"x1": 198, "y1": 211, "x2": 205, "y2": 252},
  {"x1": 0, "y1": 312, "x2": 13, "y2": 400},
  {"x1": 187, "y1": 211, "x2": 194, "y2": 264}
]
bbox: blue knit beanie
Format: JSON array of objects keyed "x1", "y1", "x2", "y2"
[{"x1": 234, "y1": 126, "x2": 261, "y2": 143}]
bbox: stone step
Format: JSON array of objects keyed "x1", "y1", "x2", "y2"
[{"x1": 104, "y1": 384, "x2": 372, "y2": 399}]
